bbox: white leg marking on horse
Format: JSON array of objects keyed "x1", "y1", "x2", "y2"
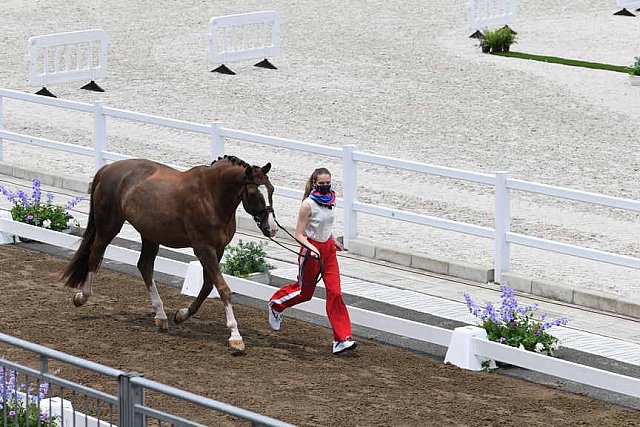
[
  {"x1": 75, "y1": 272, "x2": 95, "y2": 305},
  {"x1": 148, "y1": 280, "x2": 167, "y2": 320},
  {"x1": 225, "y1": 304, "x2": 242, "y2": 341}
]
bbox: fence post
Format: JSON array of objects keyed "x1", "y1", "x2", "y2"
[
  {"x1": 0, "y1": 82, "x2": 4, "y2": 162},
  {"x1": 118, "y1": 372, "x2": 145, "y2": 427},
  {"x1": 342, "y1": 144, "x2": 358, "y2": 249},
  {"x1": 93, "y1": 101, "x2": 107, "y2": 170},
  {"x1": 39, "y1": 355, "x2": 48, "y2": 374},
  {"x1": 494, "y1": 171, "x2": 511, "y2": 283},
  {"x1": 210, "y1": 121, "x2": 225, "y2": 161}
]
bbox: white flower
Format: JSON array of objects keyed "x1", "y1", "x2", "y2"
[
  {"x1": 42, "y1": 219, "x2": 51, "y2": 229},
  {"x1": 534, "y1": 342, "x2": 545, "y2": 353},
  {"x1": 518, "y1": 344, "x2": 525, "y2": 350}
]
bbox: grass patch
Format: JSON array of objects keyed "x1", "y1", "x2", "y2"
[{"x1": 492, "y1": 51, "x2": 633, "y2": 74}]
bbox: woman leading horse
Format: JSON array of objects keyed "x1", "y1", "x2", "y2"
[{"x1": 60, "y1": 155, "x2": 277, "y2": 354}]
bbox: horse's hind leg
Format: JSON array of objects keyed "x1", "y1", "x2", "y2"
[
  {"x1": 137, "y1": 238, "x2": 168, "y2": 331},
  {"x1": 73, "y1": 217, "x2": 124, "y2": 307}
]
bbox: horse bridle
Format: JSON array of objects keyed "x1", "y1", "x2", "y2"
[
  {"x1": 242, "y1": 182, "x2": 274, "y2": 229},
  {"x1": 243, "y1": 182, "x2": 324, "y2": 285}
]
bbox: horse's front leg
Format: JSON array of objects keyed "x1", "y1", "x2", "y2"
[{"x1": 174, "y1": 250, "x2": 245, "y2": 354}]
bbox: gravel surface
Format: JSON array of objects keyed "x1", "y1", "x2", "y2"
[{"x1": 2, "y1": 0, "x2": 640, "y2": 296}]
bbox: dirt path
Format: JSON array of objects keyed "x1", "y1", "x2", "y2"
[{"x1": 0, "y1": 244, "x2": 637, "y2": 426}]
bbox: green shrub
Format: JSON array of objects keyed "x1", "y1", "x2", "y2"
[
  {"x1": 630, "y1": 56, "x2": 640, "y2": 76},
  {"x1": 222, "y1": 240, "x2": 273, "y2": 277},
  {"x1": 481, "y1": 27, "x2": 517, "y2": 53}
]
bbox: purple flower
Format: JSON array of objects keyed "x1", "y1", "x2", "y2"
[
  {"x1": 464, "y1": 293, "x2": 481, "y2": 317},
  {"x1": 481, "y1": 302, "x2": 500, "y2": 324},
  {"x1": 26, "y1": 215, "x2": 34, "y2": 222},
  {"x1": 31, "y1": 179, "x2": 42, "y2": 204},
  {"x1": 65, "y1": 195, "x2": 85, "y2": 210},
  {"x1": 9, "y1": 410, "x2": 15, "y2": 416},
  {"x1": 16, "y1": 189, "x2": 29, "y2": 207},
  {"x1": 46, "y1": 192, "x2": 54, "y2": 203},
  {"x1": 498, "y1": 337, "x2": 506, "y2": 343}
]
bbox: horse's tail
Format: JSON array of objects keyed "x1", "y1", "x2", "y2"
[{"x1": 60, "y1": 177, "x2": 100, "y2": 288}]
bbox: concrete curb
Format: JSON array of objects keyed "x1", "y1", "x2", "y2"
[{"x1": 2, "y1": 163, "x2": 640, "y2": 320}]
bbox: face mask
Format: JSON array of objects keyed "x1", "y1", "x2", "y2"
[{"x1": 314, "y1": 184, "x2": 331, "y2": 194}]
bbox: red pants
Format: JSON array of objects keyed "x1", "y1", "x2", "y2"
[{"x1": 269, "y1": 238, "x2": 352, "y2": 341}]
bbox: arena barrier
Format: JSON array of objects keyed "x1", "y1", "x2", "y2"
[
  {"x1": 614, "y1": 0, "x2": 640, "y2": 16},
  {"x1": 208, "y1": 11, "x2": 281, "y2": 75},
  {"x1": 467, "y1": 0, "x2": 517, "y2": 37},
  {"x1": 26, "y1": 29, "x2": 108, "y2": 97},
  {"x1": 1, "y1": 218, "x2": 640, "y2": 404},
  {"x1": 445, "y1": 326, "x2": 640, "y2": 399}
]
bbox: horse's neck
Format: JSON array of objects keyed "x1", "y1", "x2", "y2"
[{"x1": 205, "y1": 165, "x2": 245, "y2": 220}]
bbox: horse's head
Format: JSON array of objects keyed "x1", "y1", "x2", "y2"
[{"x1": 242, "y1": 162, "x2": 278, "y2": 238}]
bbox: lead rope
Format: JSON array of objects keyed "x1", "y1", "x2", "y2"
[{"x1": 267, "y1": 216, "x2": 324, "y2": 286}]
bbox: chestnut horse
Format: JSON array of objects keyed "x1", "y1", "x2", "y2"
[{"x1": 60, "y1": 156, "x2": 278, "y2": 354}]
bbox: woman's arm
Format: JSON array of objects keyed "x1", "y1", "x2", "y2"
[{"x1": 294, "y1": 201, "x2": 320, "y2": 257}]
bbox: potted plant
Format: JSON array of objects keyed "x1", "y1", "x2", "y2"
[
  {"x1": 0, "y1": 178, "x2": 85, "y2": 240},
  {"x1": 463, "y1": 286, "x2": 568, "y2": 358},
  {"x1": 221, "y1": 240, "x2": 274, "y2": 282},
  {"x1": 629, "y1": 56, "x2": 640, "y2": 86},
  {"x1": 480, "y1": 27, "x2": 517, "y2": 54}
]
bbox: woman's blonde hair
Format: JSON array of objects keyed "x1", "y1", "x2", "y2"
[{"x1": 303, "y1": 167, "x2": 331, "y2": 200}]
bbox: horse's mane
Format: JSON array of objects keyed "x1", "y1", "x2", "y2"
[{"x1": 210, "y1": 155, "x2": 251, "y2": 169}]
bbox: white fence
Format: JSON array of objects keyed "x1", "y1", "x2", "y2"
[
  {"x1": 208, "y1": 11, "x2": 280, "y2": 72},
  {"x1": 1, "y1": 87, "x2": 640, "y2": 284},
  {"x1": 1, "y1": 219, "x2": 639, "y2": 403},
  {"x1": 468, "y1": 0, "x2": 517, "y2": 32},
  {"x1": 26, "y1": 30, "x2": 108, "y2": 89}
]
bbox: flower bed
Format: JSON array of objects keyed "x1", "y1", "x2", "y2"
[
  {"x1": 0, "y1": 179, "x2": 84, "y2": 233},
  {"x1": 464, "y1": 286, "x2": 568, "y2": 356}
]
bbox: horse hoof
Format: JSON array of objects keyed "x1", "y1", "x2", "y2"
[
  {"x1": 155, "y1": 318, "x2": 169, "y2": 332},
  {"x1": 228, "y1": 339, "x2": 246, "y2": 356},
  {"x1": 174, "y1": 308, "x2": 189, "y2": 324},
  {"x1": 73, "y1": 292, "x2": 85, "y2": 307}
]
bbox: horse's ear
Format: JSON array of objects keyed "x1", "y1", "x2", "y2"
[
  {"x1": 245, "y1": 165, "x2": 253, "y2": 179},
  {"x1": 261, "y1": 163, "x2": 271, "y2": 174}
]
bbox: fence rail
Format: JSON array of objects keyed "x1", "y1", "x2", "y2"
[{"x1": 1, "y1": 86, "x2": 640, "y2": 284}]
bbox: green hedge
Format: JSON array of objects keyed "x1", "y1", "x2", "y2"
[{"x1": 492, "y1": 51, "x2": 633, "y2": 74}]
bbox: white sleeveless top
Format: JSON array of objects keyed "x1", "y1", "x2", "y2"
[{"x1": 303, "y1": 197, "x2": 334, "y2": 242}]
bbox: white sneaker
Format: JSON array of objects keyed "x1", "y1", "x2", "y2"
[
  {"x1": 268, "y1": 303, "x2": 283, "y2": 331},
  {"x1": 332, "y1": 338, "x2": 357, "y2": 355}
]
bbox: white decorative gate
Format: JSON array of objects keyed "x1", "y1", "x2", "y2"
[
  {"x1": 208, "y1": 11, "x2": 281, "y2": 74},
  {"x1": 468, "y1": 0, "x2": 517, "y2": 32},
  {"x1": 26, "y1": 29, "x2": 108, "y2": 95}
]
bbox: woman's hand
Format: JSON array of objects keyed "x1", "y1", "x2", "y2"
[{"x1": 334, "y1": 238, "x2": 344, "y2": 251}]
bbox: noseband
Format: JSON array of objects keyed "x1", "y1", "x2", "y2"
[{"x1": 243, "y1": 183, "x2": 274, "y2": 229}]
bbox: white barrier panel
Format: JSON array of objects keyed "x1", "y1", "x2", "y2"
[
  {"x1": 616, "y1": 0, "x2": 640, "y2": 8},
  {"x1": 27, "y1": 29, "x2": 108, "y2": 88},
  {"x1": 181, "y1": 260, "x2": 220, "y2": 298},
  {"x1": 614, "y1": 0, "x2": 640, "y2": 15},
  {"x1": 468, "y1": 0, "x2": 517, "y2": 32},
  {"x1": 208, "y1": 11, "x2": 280, "y2": 72}
]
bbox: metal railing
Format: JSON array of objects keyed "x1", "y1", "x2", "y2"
[{"x1": 0, "y1": 332, "x2": 294, "y2": 427}]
